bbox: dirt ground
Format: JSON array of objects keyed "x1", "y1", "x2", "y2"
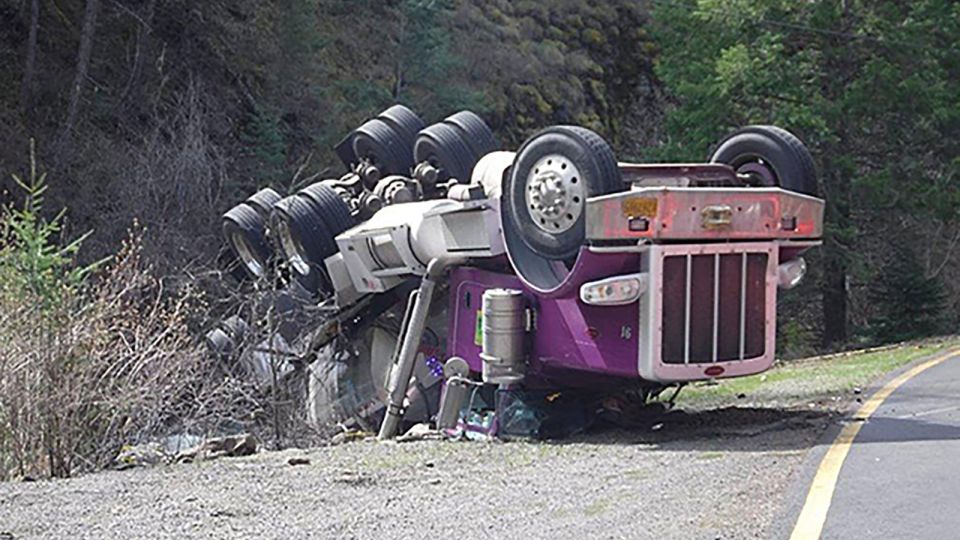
[
  {"x1": 0, "y1": 405, "x2": 835, "y2": 540},
  {"x1": 5, "y1": 342, "x2": 955, "y2": 540}
]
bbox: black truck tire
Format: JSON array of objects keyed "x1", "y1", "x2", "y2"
[
  {"x1": 709, "y1": 125, "x2": 818, "y2": 196},
  {"x1": 245, "y1": 187, "x2": 283, "y2": 222},
  {"x1": 299, "y1": 182, "x2": 354, "y2": 237},
  {"x1": 414, "y1": 122, "x2": 477, "y2": 183},
  {"x1": 445, "y1": 110, "x2": 499, "y2": 160},
  {"x1": 271, "y1": 195, "x2": 338, "y2": 296},
  {"x1": 222, "y1": 203, "x2": 273, "y2": 279},
  {"x1": 379, "y1": 105, "x2": 425, "y2": 149},
  {"x1": 503, "y1": 125, "x2": 624, "y2": 261},
  {"x1": 352, "y1": 118, "x2": 416, "y2": 176}
]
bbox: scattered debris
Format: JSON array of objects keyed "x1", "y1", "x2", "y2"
[
  {"x1": 599, "y1": 397, "x2": 668, "y2": 428},
  {"x1": 397, "y1": 423, "x2": 441, "y2": 442},
  {"x1": 209, "y1": 509, "x2": 237, "y2": 518},
  {"x1": 330, "y1": 430, "x2": 371, "y2": 446},
  {"x1": 114, "y1": 432, "x2": 213, "y2": 469},
  {"x1": 160, "y1": 433, "x2": 206, "y2": 455},
  {"x1": 445, "y1": 410, "x2": 498, "y2": 442},
  {"x1": 114, "y1": 442, "x2": 169, "y2": 470}
]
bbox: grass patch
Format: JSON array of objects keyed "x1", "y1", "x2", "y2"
[
  {"x1": 584, "y1": 497, "x2": 610, "y2": 517},
  {"x1": 677, "y1": 338, "x2": 960, "y2": 409}
]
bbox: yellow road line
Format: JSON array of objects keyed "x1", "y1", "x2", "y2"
[{"x1": 789, "y1": 348, "x2": 960, "y2": 540}]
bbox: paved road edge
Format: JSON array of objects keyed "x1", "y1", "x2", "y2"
[
  {"x1": 771, "y1": 345, "x2": 960, "y2": 540},
  {"x1": 767, "y1": 346, "x2": 960, "y2": 539}
]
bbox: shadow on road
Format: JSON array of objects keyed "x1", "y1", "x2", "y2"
[{"x1": 852, "y1": 415, "x2": 960, "y2": 444}]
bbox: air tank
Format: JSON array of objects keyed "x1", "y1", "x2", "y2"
[{"x1": 436, "y1": 357, "x2": 471, "y2": 429}]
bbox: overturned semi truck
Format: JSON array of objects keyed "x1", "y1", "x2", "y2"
[{"x1": 212, "y1": 105, "x2": 824, "y2": 439}]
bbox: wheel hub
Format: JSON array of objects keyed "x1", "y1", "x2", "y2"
[
  {"x1": 525, "y1": 155, "x2": 584, "y2": 233},
  {"x1": 231, "y1": 232, "x2": 264, "y2": 277},
  {"x1": 277, "y1": 221, "x2": 310, "y2": 276},
  {"x1": 736, "y1": 159, "x2": 777, "y2": 187}
]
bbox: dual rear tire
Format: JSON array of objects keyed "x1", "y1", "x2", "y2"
[
  {"x1": 222, "y1": 188, "x2": 283, "y2": 280},
  {"x1": 414, "y1": 110, "x2": 500, "y2": 184},
  {"x1": 271, "y1": 183, "x2": 354, "y2": 296}
]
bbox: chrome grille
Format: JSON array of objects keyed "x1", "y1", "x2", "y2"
[{"x1": 661, "y1": 252, "x2": 768, "y2": 364}]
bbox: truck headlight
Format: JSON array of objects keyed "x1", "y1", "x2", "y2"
[
  {"x1": 778, "y1": 257, "x2": 807, "y2": 289},
  {"x1": 580, "y1": 273, "x2": 648, "y2": 306}
]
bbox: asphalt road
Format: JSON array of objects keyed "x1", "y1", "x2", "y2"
[{"x1": 807, "y1": 354, "x2": 960, "y2": 539}]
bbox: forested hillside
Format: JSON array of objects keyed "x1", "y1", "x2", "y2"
[{"x1": 0, "y1": 0, "x2": 957, "y2": 354}]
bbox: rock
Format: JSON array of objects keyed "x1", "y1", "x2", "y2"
[
  {"x1": 288, "y1": 457, "x2": 311, "y2": 466},
  {"x1": 334, "y1": 470, "x2": 375, "y2": 486},
  {"x1": 177, "y1": 433, "x2": 258, "y2": 463}
]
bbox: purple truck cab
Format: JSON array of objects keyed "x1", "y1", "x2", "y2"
[{"x1": 448, "y1": 164, "x2": 824, "y2": 389}]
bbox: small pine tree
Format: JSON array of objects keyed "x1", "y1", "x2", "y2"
[
  {"x1": 869, "y1": 245, "x2": 948, "y2": 343},
  {"x1": 240, "y1": 108, "x2": 287, "y2": 184},
  {"x1": 0, "y1": 139, "x2": 97, "y2": 313}
]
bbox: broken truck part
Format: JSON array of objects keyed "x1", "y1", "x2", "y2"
[{"x1": 212, "y1": 105, "x2": 824, "y2": 439}]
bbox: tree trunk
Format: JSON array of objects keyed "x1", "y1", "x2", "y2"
[
  {"x1": 20, "y1": 0, "x2": 40, "y2": 118},
  {"x1": 820, "y1": 4, "x2": 855, "y2": 349},
  {"x1": 54, "y1": 0, "x2": 101, "y2": 172},
  {"x1": 821, "y1": 228, "x2": 849, "y2": 348},
  {"x1": 116, "y1": 0, "x2": 156, "y2": 114}
]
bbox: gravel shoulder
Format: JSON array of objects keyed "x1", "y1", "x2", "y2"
[{"x1": 1, "y1": 340, "x2": 954, "y2": 540}]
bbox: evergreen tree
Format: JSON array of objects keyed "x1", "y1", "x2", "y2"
[
  {"x1": 651, "y1": 0, "x2": 960, "y2": 348},
  {"x1": 240, "y1": 108, "x2": 287, "y2": 186},
  {"x1": 869, "y1": 245, "x2": 948, "y2": 343}
]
